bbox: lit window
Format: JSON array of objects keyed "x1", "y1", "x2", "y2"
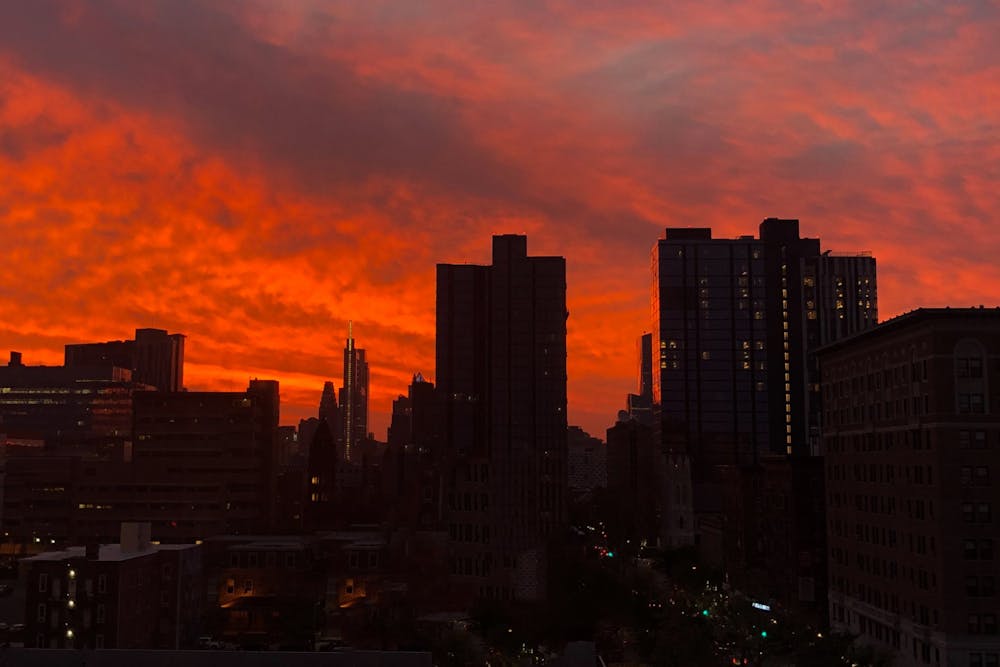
[
  {"x1": 701, "y1": 352, "x2": 711, "y2": 361},
  {"x1": 310, "y1": 476, "x2": 319, "y2": 485}
]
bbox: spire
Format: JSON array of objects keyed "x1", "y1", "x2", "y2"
[{"x1": 347, "y1": 320, "x2": 354, "y2": 351}]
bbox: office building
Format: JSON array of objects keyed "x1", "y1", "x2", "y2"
[
  {"x1": 65, "y1": 328, "x2": 185, "y2": 392},
  {"x1": 339, "y1": 323, "x2": 369, "y2": 462},
  {"x1": 821, "y1": 308, "x2": 1000, "y2": 666},
  {"x1": 437, "y1": 234, "x2": 567, "y2": 602},
  {"x1": 22, "y1": 523, "x2": 202, "y2": 650}
]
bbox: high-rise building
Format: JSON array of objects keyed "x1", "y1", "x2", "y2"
[
  {"x1": 626, "y1": 333, "x2": 654, "y2": 425},
  {"x1": 651, "y1": 219, "x2": 876, "y2": 544},
  {"x1": 437, "y1": 234, "x2": 567, "y2": 603},
  {"x1": 821, "y1": 308, "x2": 1000, "y2": 666},
  {"x1": 339, "y1": 322, "x2": 369, "y2": 462},
  {"x1": 65, "y1": 328, "x2": 185, "y2": 392}
]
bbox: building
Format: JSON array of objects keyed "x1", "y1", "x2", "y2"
[
  {"x1": 606, "y1": 416, "x2": 661, "y2": 548},
  {"x1": 651, "y1": 219, "x2": 876, "y2": 547},
  {"x1": 340, "y1": 323, "x2": 369, "y2": 462},
  {"x1": 437, "y1": 234, "x2": 567, "y2": 603},
  {"x1": 626, "y1": 333, "x2": 654, "y2": 425},
  {"x1": 65, "y1": 328, "x2": 185, "y2": 392},
  {"x1": 22, "y1": 522, "x2": 202, "y2": 650},
  {"x1": 820, "y1": 308, "x2": 1000, "y2": 666},
  {"x1": 0, "y1": 352, "x2": 138, "y2": 447},
  {"x1": 567, "y1": 426, "x2": 606, "y2": 497},
  {"x1": 202, "y1": 535, "x2": 323, "y2": 649},
  {"x1": 304, "y1": 420, "x2": 338, "y2": 531},
  {"x1": 130, "y1": 382, "x2": 279, "y2": 539},
  {"x1": 1, "y1": 380, "x2": 282, "y2": 547}
]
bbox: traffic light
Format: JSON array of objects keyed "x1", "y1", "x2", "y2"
[
  {"x1": 760, "y1": 630, "x2": 768, "y2": 638},
  {"x1": 702, "y1": 609, "x2": 710, "y2": 617}
]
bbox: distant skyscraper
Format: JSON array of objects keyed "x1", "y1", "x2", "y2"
[
  {"x1": 651, "y1": 219, "x2": 876, "y2": 545},
  {"x1": 437, "y1": 234, "x2": 567, "y2": 602},
  {"x1": 338, "y1": 322, "x2": 369, "y2": 462},
  {"x1": 626, "y1": 332, "x2": 654, "y2": 425},
  {"x1": 65, "y1": 327, "x2": 185, "y2": 391}
]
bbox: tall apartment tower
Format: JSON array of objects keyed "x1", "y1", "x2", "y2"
[
  {"x1": 338, "y1": 322, "x2": 369, "y2": 462},
  {"x1": 652, "y1": 219, "x2": 875, "y2": 544},
  {"x1": 820, "y1": 309, "x2": 1000, "y2": 667},
  {"x1": 437, "y1": 234, "x2": 568, "y2": 603}
]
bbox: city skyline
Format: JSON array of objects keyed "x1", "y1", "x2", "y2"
[{"x1": 1, "y1": 2, "x2": 997, "y2": 439}]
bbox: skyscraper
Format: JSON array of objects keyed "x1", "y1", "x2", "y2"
[
  {"x1": 437, "y1": 234, "x2": 567, "y2": 602},
  {"x1": 651, "y1": 219, "x2": 876, "y2": 545},
  {"x1": 338, "y1": 322, "x2": 369, "y2": 462}
]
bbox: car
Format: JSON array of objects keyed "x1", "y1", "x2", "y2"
[{"x1": 0, "y1": 585, "x2": 13, "y2": 597}]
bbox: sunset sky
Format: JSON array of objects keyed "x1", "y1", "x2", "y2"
[{"x1": 1, "y1": 1, "x2": 997, "y2": 438}]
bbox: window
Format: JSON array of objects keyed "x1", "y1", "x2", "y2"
[
  {"x1": 97, "y1": 574, "x2": 107, "y2": 594},
  {"x1": 976, "y1": 467, "x2": 991, "y2": 485},
  {"x1": 226, "y1": 579, "x2": 235, "y2": 595},
  {"x1": 38, "y1": 573, "x2": 48, "y2": 593},
  {"x1": 37, "y1": 604, "x2": 46, "y2": 622},
  {"x1": 230, "y1": 553, "x2": 239, "y2": 567},
  {"x1": 96, "y1": 604, "x2": 105, "y2": 624},
  {"x1": 964, "y1": 503, "x2": 976, "y2": 522},
  {"x1": 985, "y1": 614, "x2": 997, "y2": 634},
  {"x1": 978, "y1": 503, "x2": 992, "y2": 523},
  {"x1": 982, "y1": 539, "x2": 995, "y2": 560},
  {"x1": 965, "y1": 539, "x2": 980, "y2": 559},
  {"x1": 243, "y1": 580, "x2": 253, "y2": 594},
  {"x1": 285, "y1": 552, "x2": 296, "y2": 568},
  {"x1": 95, "y1": 635, "x2": 104, "y2": 649}
]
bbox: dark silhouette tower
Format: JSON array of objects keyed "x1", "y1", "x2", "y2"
[
  {"x1": 437, "y1": 234, "x2": 568, "y2": 602},
  {"x1": 339, "y1": 321, "x2": 369, "y2": 462}
]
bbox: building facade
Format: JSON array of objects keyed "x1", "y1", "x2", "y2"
[
  {"x1": 65, "y1": 328, "x2": 185, "y2": 392},
  {"x1": 437, "y1": 234, "x2": 568, "y2": 603},
  {"x1": 651, "y1": 219, "x2": 876, "y2": 546},
  {"x1": 22, "y1": 523, "x2": 201, "y2": 650},
  {"x1": 821, "y1": 308, "x2": 1000, "y2": 666}
]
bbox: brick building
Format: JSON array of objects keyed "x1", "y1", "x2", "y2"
[{"x1": 821, "y1": 308, "x2": 1000, "y2": 666}]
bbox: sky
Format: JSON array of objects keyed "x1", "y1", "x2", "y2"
[{"x1": 0, "y1": 0, "x2": 997, "y2": 439}]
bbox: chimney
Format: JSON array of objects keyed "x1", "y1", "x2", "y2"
[
  {"x1": 120, "y1": 522, "x2": 151, "y2": 553},
  {"x1": 8, "y1": 351, "x2": 21, "y2": 367}
]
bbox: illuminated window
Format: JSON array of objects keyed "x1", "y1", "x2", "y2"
[
  {"x1": 701, "y1": 352, "x2": 711, "y2": 361},
  {"x1": 310, "y1": 476, "x2": 319, "y2": 485}
]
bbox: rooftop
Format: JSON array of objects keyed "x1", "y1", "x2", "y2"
[{"x1": 818, "y1": 306, "x2": 1000, "y2": 356}]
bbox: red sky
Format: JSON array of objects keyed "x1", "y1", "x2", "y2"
[{"x1": 1, "y1": 1, "x2": 998, "y2": 439}]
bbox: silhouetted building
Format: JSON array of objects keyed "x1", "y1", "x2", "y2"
[
  {"x1": 626, "y1": 333, "x2": 654, "y2": 425},
  {"x1": 567, "y1": 426, "x2": 606, "y2": 497},
  {"x1": 304, "y1": 420, "x2": 338, "y2": 531},
  {"x1": 651, "y1": 219, "x2": 876, "y2": 547},
  {"x1": 65, "y1": 328, "x2": 185, "y2": 392},
  {"x1": 821, "y1": 308, "x2": 1000, "y2": 666},
  {"x1": 606, "y1": 416, "x2": 660, "y2": 547},
  {"x1": 22, "y1": 523, "x2": 202, "y2": 650},
  {"x1": 0, "y1": 352, "x2": 138, "y2": 447},
  {"x1": 437, "y1": 234, "x2": 567, "y2": 603},
  {"x1": 339, "y1": 323, "x2": 369, "y2": 462}
]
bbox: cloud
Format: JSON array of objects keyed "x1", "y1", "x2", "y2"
[{"x1": 0, "y1": 0, "x2": 997, "y2": 437}]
